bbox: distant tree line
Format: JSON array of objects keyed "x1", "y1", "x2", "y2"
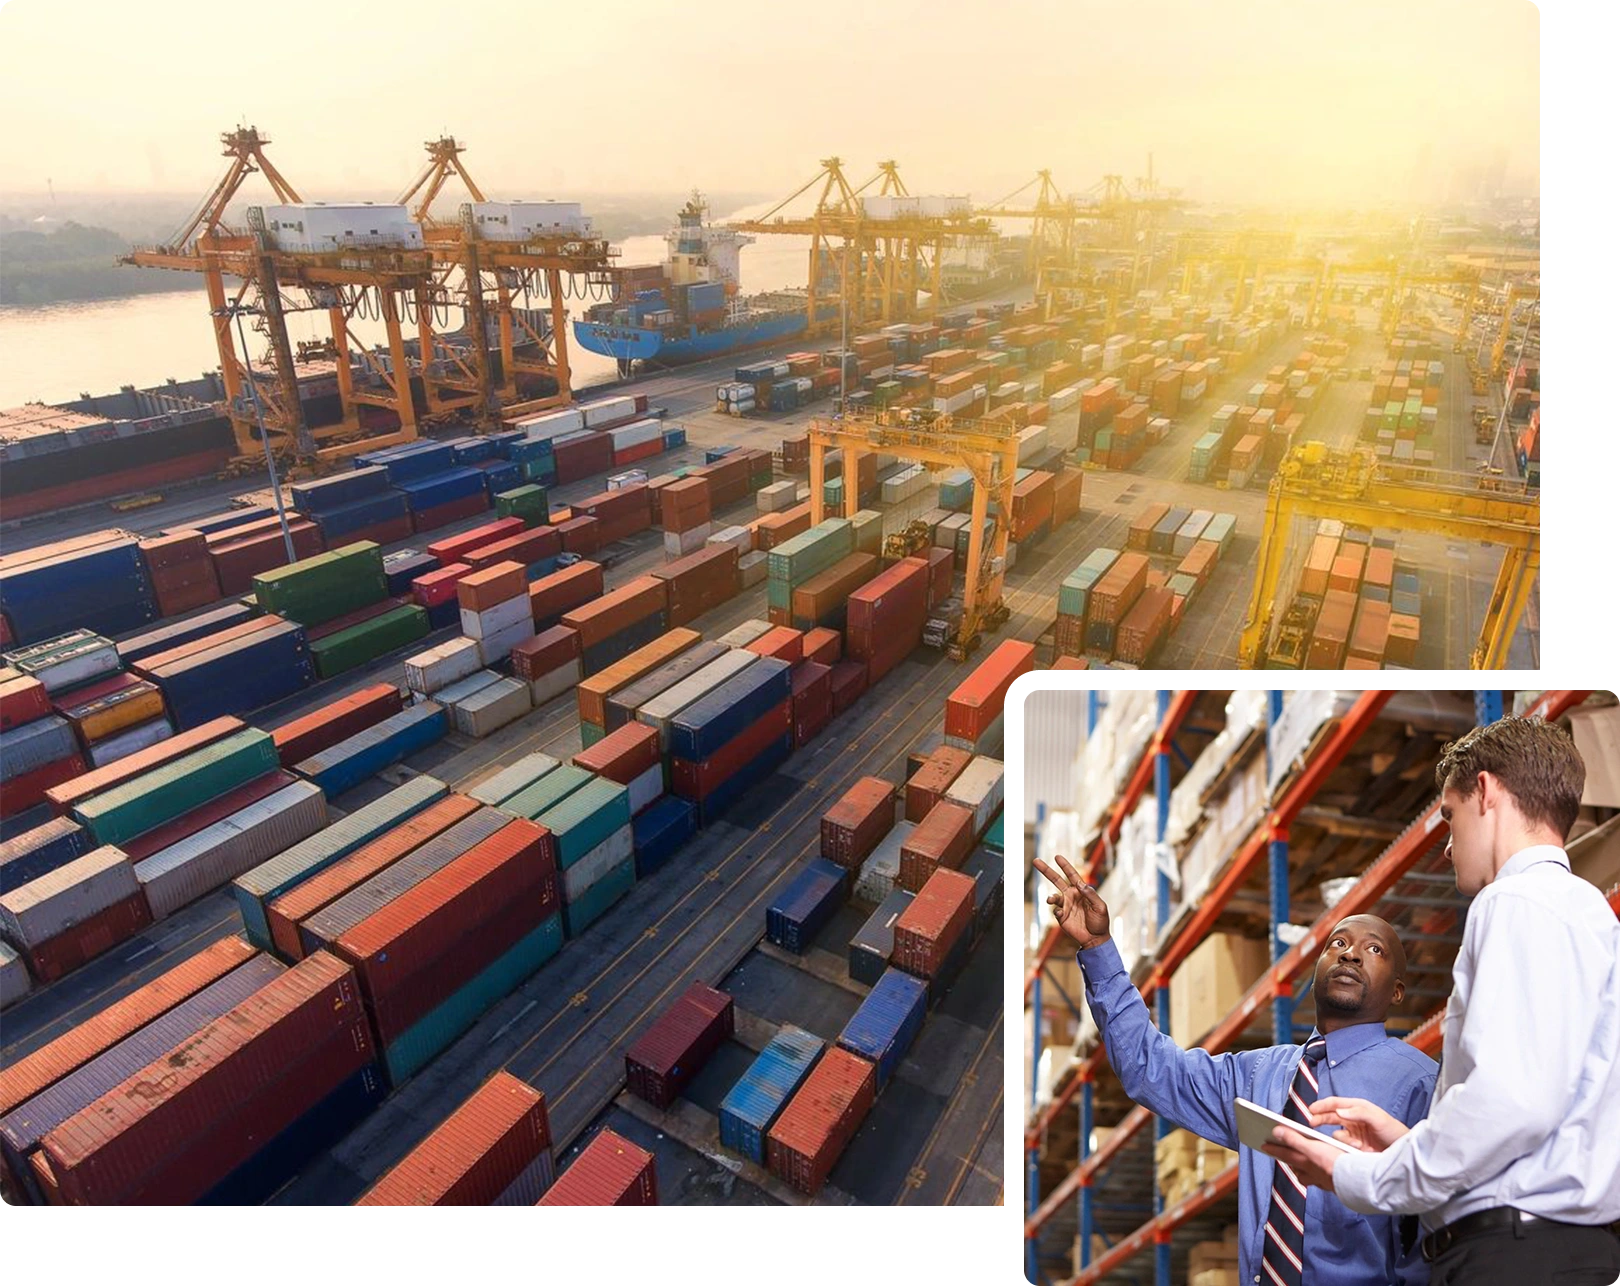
[{"x1": 0, "y1": 220, "x2": 201, "y2": 308}]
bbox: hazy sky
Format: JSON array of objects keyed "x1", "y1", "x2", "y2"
[{"x1": 0, "y1": 0, "x2": 1537, "y2": 208}]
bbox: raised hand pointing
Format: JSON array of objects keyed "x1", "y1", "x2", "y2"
[{"x1": 1032, "y1": 853, "x2": 1112, "y2": 951}]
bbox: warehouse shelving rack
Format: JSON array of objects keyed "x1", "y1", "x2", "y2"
[{"x1": 1023, "y1": 688, "x2": 1598, "y2": 1286}]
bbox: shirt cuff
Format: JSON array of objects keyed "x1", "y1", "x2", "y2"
[
  {"x1": 1077, "y1": 937, "x2": 1125, "y2": 983},
  {"x1": 1332, "y1": 1149, "x2": 1386, "y2": 1216}
]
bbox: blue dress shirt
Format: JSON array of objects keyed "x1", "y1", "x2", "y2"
[{"x1": 1079, "y1": 939, "x2": 1438, "y2": 1286}]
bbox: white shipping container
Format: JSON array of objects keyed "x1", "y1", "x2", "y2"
[
  {"x1": 0, "y1": 845, "x2": 139, "y2": 949},
  {"x1": 514, "y1": 408, "x2": 585, "y2": 438},
  {"x1": 460, "y1": 594, "x2": 532, "y2": 640},
  {"x1": 855, "y1": 821, "x2": 915, "y2": 903},
  {"x1": 608, "y1": 420, "x2": 661, "y2": 451},
  {"x1": 932, "y1": 390, "x2": 976, "y2": 415},
  {"x1": 434, "y1": 668, "x2": 505, "y2": 708},
  {"x1": 583, "y1": 396, "x2": 639, "y2": 429},
  {"x1": 717, "y1": 620, "x2": 772, "y2": 648},
  {"x1": 626, "y1": 763, "x2": 664, "y2": 815},
  {"x1": 757, "y1": 481, "x2": 797, "y2": 514},
  {"x1": 0, "y1": 941, "x2": 30, "y2": 1009},
  {"x1": 607, "y1": 469, "x2": 649, "y2": 490},
  {"x1": 706, "y1": 525, "x2": 751, "y2": 557},
  {"x1": 22, "y1": 641, "x2": 121, "y2": 694},
  {"x1": 405, "y1": 637, "x2": 484, "y2": 696},
  {"x1": 562, "y1": 823, "x2": 635, "y2": 903},
  {"x1": 943, "y1": 756, "x2": 1005, "y2": 838},
  {"x1": 134, "y1": 781, "x2": 327, "y2": 919},
  {"x1": 477, "y1": 618, "x2": 537, "y2": 666},
  {"x1": 664, "y1": 527, "x2": 710, "y2": 559},
  {"x1": 637, "y1": 651, "x2": 757, "y2": 742},
  {"x1": 528, "y1": 658, "x2": 582, "y2": 707},
  {"x1": 1049, "y1": 385, "x2": 1081, "y2": 413},
  {"x1": 452, "y1": 676, "x2": 532, "y2": 738},
  {"x1": 738, "y1": 550, "x2": 768, "y2": 588},
  {"x1": 3, "y1": 715, "x2": 78, "y2": 777},
  {"x1": 87, "y1": 717, "x2": 175, "y2": 768},
  {"x1": 1017, "y1": 426, "x2": 1049, "y2": 464},
  {"x1": 1046, "y1": 417, "x2": 1079, "y2": 453}
]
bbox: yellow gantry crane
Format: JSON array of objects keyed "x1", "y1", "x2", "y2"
[
  {"x1": 807, "y1": 407, "x2": 1020, "y2": 658},
  {"x1": 1490, "y1": 280, "x2": 1539, "y2": 377},
  {"x1": 1382, "y1": 266, "x2": 1481, "y2": 343},
  {"x1": 1238, "y1": 443, "x2": 1540, "y2": 670}
]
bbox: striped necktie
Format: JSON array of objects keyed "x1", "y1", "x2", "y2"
[{"x1": 1261, "y1": 1034, "x2": 1329, "y2": 1286}]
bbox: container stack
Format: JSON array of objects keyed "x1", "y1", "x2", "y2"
[
  {"x1": 129, "y1": 610, "x2": 315, "y2": 729},
  {"x1": 764, "y1": 1045, "x2": 877, "y2": 1196},
  {"x1": 767, "y1": 519, "x2": 853, "y2": 631},
  {"x1": 289, "y1": 466, "x2": 412, "y2": 547},
  {"x1": 560, "y1": 576, "x2": 669, "y2": 675},
  {"x1": 649, "y1": 546, "x2": 739, "y2": 628},
  {"x1": 668, "y1": 656, "x2": 793, "y2": 825},
  {"x1": 457, "y1": 561, "x2": 537, "y2": 666},
  {"x1": 137, "y1": 532, "x2": 222, "y2": 617},
  {"x1": 0, "y1": 531, "x2": 158, "y2": 646},
  {"x1": 845, "y1": 556, "x2": 932, "y2": 684},
  {"x1": 660, "y1": 477, "x2": 713, "y2": 558},
  {"x1": 944, "y1": 640, "x2": 1032, "y2": 754},
  {"x1": 624, "y1": 981, "x2": 735, "y2": 1110},
  {"x1": 718, "y1": 1025, "x2": 824, "y2": 1165},
  {"x1": 291, "y1": 703, "x2": 448, "y2": 796}
]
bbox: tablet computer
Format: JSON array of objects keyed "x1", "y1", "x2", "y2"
[{"x1": 1235, "y1": 1096, "x2": 1359, "y2": 1155}]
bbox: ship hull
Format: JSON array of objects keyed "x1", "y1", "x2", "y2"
[{"x1": 573, "y1": 310, "x2": 813, "y2": 369}]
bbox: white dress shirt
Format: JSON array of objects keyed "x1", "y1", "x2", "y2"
[{"x1": 1335, "y1": 845, "x2": 1620, "y2": 1229}]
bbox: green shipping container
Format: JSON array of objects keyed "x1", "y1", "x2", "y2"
[
  {"x1": 468, "y1": 752, "x2": 559, "y2": 806},
  {"x1": 561, "y1": 856, "x2": 636, "y2": 938},
  {"x1": 502, "y1": 763, "x2": 592, "y2": 820},
  {"x1": 579, "y1": 720, "x2": 606, "y2": 749},
  {"x1": 311, "y1": 604, "x2": 429, "y2": 680},
  {"x1": 766, "y1": 577, "x2": 793, "y2": 611},
  {"x1": 536, "y1": 777, "x2": 631, "y2": 869},
  {"x1": 73, "y1": 728, "x2": 279, "y2": 847},
  {"x1": 767, "y1": 519, "x2": 854, "y2": 584},
  {"x1": 253, "y1": 542, "x2": 387, "y2": 626},
  {"x1": 382, "y1": 913, "x2": 563, "y2": 1084},
  {"x1": 495, "y1": 485, "x2": 549, "y2": 525}
]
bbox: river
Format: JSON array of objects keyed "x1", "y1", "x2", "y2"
[{"x1": 0, "y1": 201, "x2": 813, "y2": 408}]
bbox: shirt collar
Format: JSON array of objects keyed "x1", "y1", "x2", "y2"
[
  {"x1": 1311, "y1": 1021, "x2": 1389, "y2": 1064},
  {"x1": 1496, "y1": 844, "x2": 1570, "y2": 881}
]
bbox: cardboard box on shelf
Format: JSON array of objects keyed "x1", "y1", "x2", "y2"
[
  {"x1": 1169, "y1": 930, "x2": 1270, "y2": 1047},
  {"x1": 1154, "y1": 1127, "x2": 1201, "y2": 1207},
  {"x1": 1071, "y1": 1233, "x2": 1110, "y2": 1276},
  {"x1": 1189, "y1": 1226, "x2": 1242, "y2": 1281}
]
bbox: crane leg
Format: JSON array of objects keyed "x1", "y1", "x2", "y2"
[{"x1": 1472, "y1": 547, "x2": 1538, "y2": 669}]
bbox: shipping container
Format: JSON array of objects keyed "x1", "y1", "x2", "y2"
[
  {"x1": 890, "y1": 867, "x2": 975, "y2": 980},
  {"x1": 899, "y1": 800, "x2": 975, "y2": 893},
  {"x1": 536, "y1": 1128, "x2": 657, "y2": 1206},
  {"x1": 765, "y1": 1045, "x2": 876, "y2": 1196},
  {"x1": 944, "y1": 641, "x2": 1034, "y2": 745},
  {"x1": 905, "y1": 745, "x2": 974, "y2": 824},
  {"x1": 624, "y1": 981, "x2": 734, "y2": 1111},
  {"x1": 845, "y1": 560, "x2": 930, "y2": 682},
  {"x1": 573, "y1": 722, "x2": 660, "y2": 786},
  {"x1": 272, "y1": 684, "x2": 404, "y2": 767},
  {"x1": 820, "y1": 777, "x2": 897, "y2": 870},
  {"x1": 837, "y1": 967, "x2": 927, "y2": 1087},
  {"x1": 576, "y1": 628, "x2": 702, "y2": 728},
  {"x1": 0, "y1": 816, "x2": 90, "y2": 894},
  {"x1": 467, "y1": 754, "x2": 560, "y2": 808},
  {"x1": 635, "y1": 651, "x2": 758, "y2": 745},
  {"x1": 630, "y1": 794, "x2": 695, "y2": 877},
  {"x1": 766, "y1": 858, "x2": 847, "y2": 953},
  {"x1": 941, "y1": 757, "x2": 1004, "y2": 838},
  {"x1": 601, "y1": 641, "x2": 727, "y2": 732},
  {"x1": 848, "y1": 889, "x2": 914, "y2": 986},
  {"x1": 293, "y1": 704, "x2": 448, "y2": 798},
  {"x1": 718, "y1": 1026, "x2": 824, "y2": 1165}
]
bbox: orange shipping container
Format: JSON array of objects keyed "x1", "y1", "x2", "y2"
[
  {"x1": 1176, "y1": 541, "x2": 1218, "y2": 587},
  {"x1": 1299, "y1": 534, "x2": 1339, "y2": 598},
  {"x1": 458, "y1": 562, "x2": 528, "y2": 613},
  {"x1": 1348, "y1": 599, "x2": 1391, "y2": 666},
  {"x1": 1307, "y1": 589, "x2": 1357, "y2": 668},
  {"x1": 1129, "y1": 503, "x2": 1170, "y2": 550},
  {"x1": 1114, "y1": 586, "x2": 1174, "y2": 666},
  {"x1": 1364, "y1": 546, "x2": 1395, "y2": 593},
  {"x1": 576, "y1": 628, "x2": 702, "y2": 727},
  {"x1": 1328, "y1": 545, "x2": 1366, "y2": 596},
  {"x1": 1086, "y1": 551, "x2": 1149, "y2": 629},
  {"x1": 560, "y1": 576, "x2": 668, "y2": 649}
]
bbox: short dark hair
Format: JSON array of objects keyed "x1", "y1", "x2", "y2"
[{"x1": 1435, "y1": 716, "x2": 1585, "y2": 839}]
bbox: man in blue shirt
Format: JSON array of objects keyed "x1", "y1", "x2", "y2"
[{"x1": 1034, "y1": 852, "x2": 1437, "y2": 1286}]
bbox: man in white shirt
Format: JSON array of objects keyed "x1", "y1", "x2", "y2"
[{"x1": 1262, "y1": 714, "x2": 1620, "y2": 1285}]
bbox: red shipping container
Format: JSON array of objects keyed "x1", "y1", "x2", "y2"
[
  {"x1": 25, "y1": 890, "x2": 153, "y2": 983},
  {"x1": 905, "y1": 745, "x2": 975, "y2": 824},
  {"x1": 410, "y1": 492, "x2": 490, "y2": 535},
  {"x1": 891, "y1": 867, "x2": 975, "y2": 978},
  {"x1": 651, "y1": 545, "x2": 738, "y2": 627},
  {"x1": 613, "y1": 438, "x2": 662, "y2": 468},
  {"x1": 152, "y1": 574, "x2": 221, "y2": 618},
  {"x1": 529, "y1": 562, "x2": 605, "y2": 625},
  {"x1": 765, "y1": 1045, "x2": 876, "y2": 1196},
  {"x1": 359, "y1": 1072, "x2": 553, "y2": 1205},
  {"x1": 345, "y1": 515, "x2": 413, "y2": 548},
  {"x1": 412, "y1": 563, "x2": 473, "y2": 608},
  {"x1": 918, "y1": 548, "x2": 954, "y2": 610},
  {"x1": 1052, "y1": 469, "x2": 1083, "y2": 526},
  {"x1": 552, "y1": 431, "x2": 614, "y2": 484},
  {"x1": 210, "y1": 523, "x2": 325, "y2": 597},
  {"x1": 846, "y1": 559, "x2": 929, "y2": 683},
  {"x1": 38, "y1": 951, "x2": 372, "y2": 1205},
  {"x1": 623, "y1": 981, "x2": 735, "y2": 1111},
  {"x1": 1051, "y1": 656, "x2": 1089, "y2": 670},
  {"x1": 576, "y1": 484, "x2": 653, "y2": 544},
  {"x1": 898, "y1": 800, "x2": 975, "y2": 893},
  {"x1": 426, "y1": 518, "x2": 525, "y2": 565},
  {"x1": 829, "y1": 659, "x2": 867, "y2": 715},
  {"x1": 557, "y1": 516, "x2": 601, "y2": 555},
  {"x1": 820, "y1": 776, "x2": 897, "y2": 869},
  {"x1": 271, "y1": 683, "x2": 404, "y2": 768},
  {"x1": 511, "y1": 625, "x2": 582, "y2": 680},
  {"x1": 123, "y1": 771, "x2": 298, "y2": 862},
  {"x1": 945, "y1": 640, "x2": 1034, "y2": 743},
  {"x1": 0, "y1": 937, "x2": 257, "y2": 1122},
  {"x1": 756, "y1": 504, "x2": 813, "y2": 550},
  {"x1": 670, "y1": 701, "x2": 791, "y2": 800},
  {"x1": 790, "y1": 660, "x2": 833, "y2": 749},
  {"x1": 1349, "y1": 599, "x2": 1391, "y2": 665},
  {"x1": 573, "y1": 721, "x2": 661, "y2": 785},
  {"x1": 332, "y1": 821, "x2": 555, "y2": 1043},
  {"x1": 43, "y1": 716, "x2": 242, "y2": 815},
  {"x1": 561, "y1": 576, "x2": 668, "y2": 649},
  {"x1": 1115, "y1": 586, "x2": 1174, "y2": 666},
  {"x1": 802, "y1": 627, "x2": 842, "y2": 667},
  {"x1": 746, "y1": 626, "x2": 804, "y2": 665},
  {"x1": 458, "y1": 562, "x2": 528, "y2": 613},
  {"x1": 1308, "y1": 589, "x2": 1358, "y2": 669},
  {"x1": 265, "y1": 793, "x2": 483, "y2": 962},
  {"x1": 2, "y1": 754, "x2": 88, "y2": 819},
  {"x1": 1009, "y1": 472, "x2": 1056, "y2": 541},
  {"x1": 0, "y1": 675, "x2": 51, "y2": 732},
  {"x1": 538, "y1": 1128, "x2": 657, "y2": 1205},
  {"x1": 464, "y1": 526, "x2": 562, "y2": 573}
]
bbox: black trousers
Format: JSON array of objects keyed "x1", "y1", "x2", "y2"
[{"x1": 1428, "y1": 1218, "x2": 1620, "y2": 1286}]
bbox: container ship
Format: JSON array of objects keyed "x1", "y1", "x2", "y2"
[{"x1": 574, "y1": 195, "x2": 834, "y2": 377}]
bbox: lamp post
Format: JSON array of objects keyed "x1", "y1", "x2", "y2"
[{"x1": 219, "y1": 302, "x2": 298, "y2": 565}]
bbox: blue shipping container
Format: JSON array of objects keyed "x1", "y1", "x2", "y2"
[
  {"x1": 383, "y1": 913, "x2": 563, "y2": 1084},
  {"x1": 446, "y1": 436, "x2": 501, "y2": 465},
  {"x1": 382, "y1": 550, "x2": 439, "y2": 596},
  {"x1": 478, "y1": 461, "x2": 522, "y2": 499},
  {"x1": 0, "y1": 539, "x2": 158, "y2": 645},
  {"x1": 394, "y1": 467, "x2": 488, "y2": 512},
  {"x1": 294, "y1": 702, "x2": 448, "y2": 798},
  {"x1": 668, "y1": 657, "x2": 792, "y2": 762},
  {"x1": 765, "y1": 858, "x2": 846, "y2": 954},
  {"x1": 357, "y1": 441, "x2": 457, "y2": 485},
  {"x1": 837, "y1": 968, "x2": 926, "y2": 1088},
  {"x1": 631, "y1": 795, "x2": 695, "y2": 877},
  {"x1": 197, "y1": 1061, "x2": 386, "y2": 1205},
  {"x1": 0, "y1": 817, "x2": 91, "y2": 894},
  {"x1": 0, "y1": 955, "x2": 285, "y2": 1197},
  {"x1": 718, "y1": 1026, "x2": 824, "y2": 1164},
  {"x1": 157, "y1": 619, "x2": 315, "y2": 730},
  {"x1": 290, "y1": 465, "x2": 391, "y2": 514},
  {"x1": 690, "y1": 733, "x2": 792, "y2": 828},
  {"x1": 116, "y1": 602, "x2": 257, "y2": 664},
  {"x1": 661, "y1": 427, "x2": 686, "y2": 450},
  {"x1": 561, "y1": 856, "x2": 636, "y2": 939},
  {"x1": 311, "y1": 491, "x2": 411, "y2": 540},
  {"x1": 179, "y1": 506, "x2": 276, "y2": 536}
]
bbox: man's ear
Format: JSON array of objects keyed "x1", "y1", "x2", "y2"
[{"x1": 1391, "y1": 978, "x2": 1406, "y2": 1008}]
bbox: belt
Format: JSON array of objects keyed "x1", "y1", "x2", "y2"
[{"x1": 1421, "y1": 1208, "x2": 1620, "y2": 1262}]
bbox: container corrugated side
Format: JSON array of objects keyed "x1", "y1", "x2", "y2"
[
  {"x1": 536, "y1": 1128, "x2": 657, "y2": 1206},
  {"x1": 468, "y1": 753, "x2": 560, "y2": 806},
  {"x1": 0, "y1": 817, "x2": 89, "y2": 894},
  {"x1": 536, "y1": 778, "x2": 632, "y2": 870},
  {"x1": 837, "y1": 967, "x2": 926, "y2": 1087},
  {"x1": 0, "y1": 845, "x2": 139, "y2": 949},
  {"x1": 765, "y1": 1045, "x2": 877, "y2": 1195},
  {"x1": 294, "y1": 704, "x2": 448, "y2": 797},
  {"x1": 718, "y1": 1026, "x2": 825, "y2": 1165},
  {"x1": 854, "y1": 821, "x2": 915, "y2": 903}
]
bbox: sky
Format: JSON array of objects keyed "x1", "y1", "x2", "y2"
[{"x1": 0, "y1": 0, "x2": 1538, "y2": 209}]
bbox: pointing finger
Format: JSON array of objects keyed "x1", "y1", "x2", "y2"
[
  {"x1": 1054, "y1": 853, "x2": 1085, "y2": 885},
  {"x1": 1032, "y1": 857, "x2": 1068, "y2": 889}
]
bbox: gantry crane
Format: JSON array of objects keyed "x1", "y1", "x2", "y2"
[
  {"x1": 1490, "y1": 280, "x2": 1539, "y2": 377},
  {"x1": 1382, "y1": 266, "x2": 1482, "y2": 342},
  {"x1": 807, "y1": 407, "x2": 1020, "y2": 658},
  {"x1": 1238, "y1": 443, "x2": 1540, "y2": 670},
  {"x1": 399, "y1": 136, "x2": 617, "y2": 421}
]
